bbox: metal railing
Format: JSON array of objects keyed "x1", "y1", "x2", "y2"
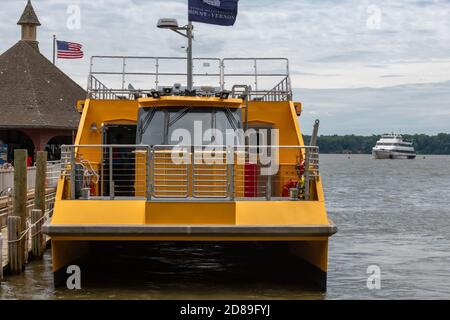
[
  {"x1": 89, "y1": 75, "x2": 119, "y2": 100},
  {"x1": 259, "y1": 76, "x2": 293, "y2": 102},
  {"x1": 87, "y1": 56, "x2": 292, "y2": 101},
  {"x1": 0, "y1": 161, "x2": 61, "y2": 193},
  {"x1": 61, "y1": 144, "x2": 320, "y2": 201},
  {"x1": 152, "y1": 146, "x2": 189, "y2": 198},
  {"x1": 61, "y1": 145, "x2": 150, "y2": 200}
]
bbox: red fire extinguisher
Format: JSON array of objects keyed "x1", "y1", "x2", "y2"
[{"x1": 90, "y1": 180, "x2": 96, "y2": 196}]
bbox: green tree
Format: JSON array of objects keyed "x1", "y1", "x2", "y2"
[{"x1": 303, "y1": 134, "x2": 450, "y2": 155}]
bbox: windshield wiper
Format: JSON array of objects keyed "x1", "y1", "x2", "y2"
[
  {"x1": 224, "y1": 107, "x2": 239, "y2": 130},
  {"x1": 168, "y1": 107, "x2": 191, "y2": 127},
  {"x1": 139, "y1": 108, "x2": 156, "y2": 139}
]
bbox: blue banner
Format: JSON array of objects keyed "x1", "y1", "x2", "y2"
[
  {"x1": 0, "y1": 144, "x2": 7, "y2": 165},
  {"x1": 188, "y1": 0, "x2": 239, "y2": 26}
]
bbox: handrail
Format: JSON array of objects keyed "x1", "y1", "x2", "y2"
[
  {"x1": 87, "y1": 56, "x2": 292, "y2": 101},
  {"x1": 60, "y1": 144, "x2": 319, "y2": 201},
  {"x1": 88, "y1": 75, "x2": 119, "y2": 100},
  {"x1": 260, "y1": 76, "x2": 292, "y2": 101}
]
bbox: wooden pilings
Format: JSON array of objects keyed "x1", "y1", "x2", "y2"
[
  {"x1": 34, "y1": 151, "x2": 47, "y2": 214},
  {"x1": 13, "y1": 150, "x2": 28, "y2": 230},
  {"x1": 32, "y1": 152, "x2": 47, "y2": 259},
  {"x1": 2, "y1": 150, "x2": 50, "y2": 276},
  {"x1": 31, "y1": 209, "x2": 44, "y2": 258},
  {"x1": 7, "y1": 216, "x2": 23, "y2": 273},
  {"x1": 10, "y1": 150, "x2": 27, "y2": 273}
]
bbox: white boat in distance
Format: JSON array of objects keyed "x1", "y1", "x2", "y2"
[{"x1": 372, "y1": 133, "x2": 416, "y2": 159}]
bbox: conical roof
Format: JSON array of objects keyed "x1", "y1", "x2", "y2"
[
  {"x1": 17, "y1": 0, "x2": 41, "y2": 26},
  {"x1": 0, "y1": 41, "x2": 85, "y2": 129}
]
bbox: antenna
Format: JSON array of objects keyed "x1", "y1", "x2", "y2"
[{"x1": 157, "y1": 18, "x2": 194, "y2": 91}]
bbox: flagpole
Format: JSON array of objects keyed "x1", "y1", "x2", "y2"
[{"x1": 52, "y1": 35, "x2": 56, "y2": 65}]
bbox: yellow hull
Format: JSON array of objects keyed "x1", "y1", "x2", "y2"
[{"x1": 45, "y1": 194, "x2": 336, "y2": 289}]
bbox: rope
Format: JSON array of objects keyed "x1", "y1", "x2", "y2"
[
  {"x1": 79, "y1": 159, "x2": 100, "y2": 185},
  {"x1": 7, "y1": 214, "x2": 48, "y2": 244}
]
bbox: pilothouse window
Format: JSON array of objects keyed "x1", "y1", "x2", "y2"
[{"x1": 137, "y1": 107, "x2": 243, "y2": 146}]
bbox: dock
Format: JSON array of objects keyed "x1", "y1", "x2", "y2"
[
  {"x1": 1, "y1": 188, "x2": 56, "y2": 271},
  {"x1": 1, "y1": 151, "x2": 59, "y2": 279}
]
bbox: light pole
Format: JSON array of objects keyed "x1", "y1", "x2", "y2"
[{"x1": 157, "y1": 18, "x2": 194, "y2": 90}]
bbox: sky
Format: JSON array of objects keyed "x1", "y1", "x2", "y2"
[{"x1": 1, "y1": 0, "x2": 449, "y2": 134}]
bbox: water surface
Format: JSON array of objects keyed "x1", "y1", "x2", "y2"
[{"x1": 1, "y1": 155, "x2": 449, "y2": 299}]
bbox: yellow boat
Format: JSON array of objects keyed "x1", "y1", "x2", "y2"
[{"x1": 43, "y1": 56, "x2": 337, "y2": 289}]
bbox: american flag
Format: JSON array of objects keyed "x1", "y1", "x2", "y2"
[{"x1": 56, "y1": 40, "x2": 84, "y2": 59}]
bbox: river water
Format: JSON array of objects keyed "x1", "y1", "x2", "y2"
[{"x1": 1, "y1": 154, "x2": 449, "y2": 300}]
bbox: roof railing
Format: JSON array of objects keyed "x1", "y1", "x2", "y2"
[
  {"x1": 86, "y1": 56, "x2": 292, "y2": 101},
  {"x1": 259, "y1": 76, "x2": 292, "y2": 102},
  {"x1": 88, "y1": 75, "x2": 119, "y2": 100}
]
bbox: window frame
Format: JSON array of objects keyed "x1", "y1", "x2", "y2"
[{"x1": 137, "y1": 106, "x2": 243, "y2": 146}]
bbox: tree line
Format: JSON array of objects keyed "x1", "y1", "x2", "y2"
[{"x1": 303, "y1": 133, "x2": 450, "y2": 155}]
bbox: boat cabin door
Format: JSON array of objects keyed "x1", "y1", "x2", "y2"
[
  {"x1": 102, "y1": 124, "x2": 137, "y2": 198},
  {"x1": 245, "y1": 124, "x2": 275, "y2": 198}
]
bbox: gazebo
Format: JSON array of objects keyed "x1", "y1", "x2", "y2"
[{"x1": 0, "y1": 0, "x2": 85, "y2": 164}]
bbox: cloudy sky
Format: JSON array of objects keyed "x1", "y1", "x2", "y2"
[{"x1": 1, "y1": 0, "x2": 449, "y2": 134}]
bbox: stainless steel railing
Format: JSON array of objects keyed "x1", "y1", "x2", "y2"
[
  {"x1": 259, "y1": 76, "x2": 293, "y2": 102},
  {"x1": 61, "y1": 145, "x2": 150, "y2": 200},
  {"x1": 152, "y1": 146, "x2": 189, "y2": 198},
  {"x1": 87, "y1": 56, "x2": 292, "y2": 101},
  {"x1": 60, "y1": 144, "x2": 319, "y2": 201},
  {"x1": 88, "y1": 75, "x2": 119, "y2": 100}
]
